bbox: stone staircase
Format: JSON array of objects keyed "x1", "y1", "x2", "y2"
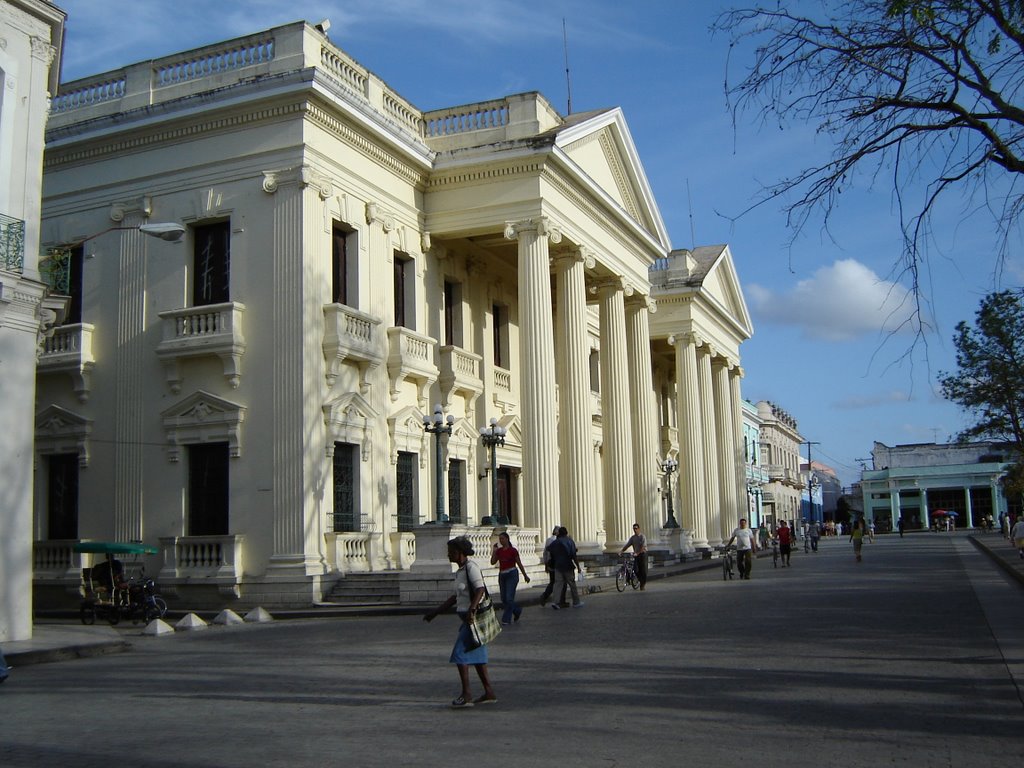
[{"x1": 323, "y1": 573, "x2": 402, "y2": 606}]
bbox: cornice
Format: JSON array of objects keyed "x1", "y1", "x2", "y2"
[
  {"x1": 305, "y1": 101, "x2": 427, "y2": 187},
  {"x1": 44, "y1": 102, "x2": 308, "y2": 169},
  {"x1": 426, "y1": 160, "x2": 546, "y2": 190}
]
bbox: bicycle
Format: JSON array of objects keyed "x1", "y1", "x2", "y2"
[
  {"x1": 722, "y1": 547, "x2": 736, "y2": 580},
  {"x1": 616, "y1": 553, "x2": 640, "y2": 592}
]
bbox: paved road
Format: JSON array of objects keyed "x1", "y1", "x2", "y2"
[{"x1": 2, "y1": 534, "x2": 1022, "y2": 767}]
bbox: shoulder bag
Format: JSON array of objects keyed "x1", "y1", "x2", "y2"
[{"x1": 467, "y1": 591, "x2": 502, "y2": 649}]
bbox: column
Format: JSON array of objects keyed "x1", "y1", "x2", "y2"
[
  {"x1": 697, "y1": 343, "x2": 721, "y2": 546},
  {"x1": 505, "y1": 218, "x2": 561, "y2": 534},
  {"x1": 113, "y1": 210, "x2": 147, "y2": 542},
  {"x1": 671, "y1": 333, "x2": 707, "y2": 548},
  {"x1": 921, "y1": 487, "x2": 930, "y2": 529},
  {"x1": 554, "y1": 248, "x2": 597, "y2": 548},
  {"x1": 598, "y1": 278, "x2": 637, "y2": 549},
  {"x1": 964, "y1": 487, "x2": 974, "y2": 528},
  {"x1": 729, "y1": 367, "x2": 747, "y2": 528},
  {"x1": 889, "y1": 485, "x2": 900, "y2": 531},
  {"x1": 625, "y1": 293, "x2": 661, "y2": 540},
  {"x1": 713, "y1": 357, "x2": 740, "y2": 543}
]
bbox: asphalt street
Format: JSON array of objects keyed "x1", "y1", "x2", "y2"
[{"x1": 2, "y1": 533, "x2": 1022, "y2": 767}]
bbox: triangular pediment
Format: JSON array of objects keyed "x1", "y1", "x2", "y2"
[
  {"x1": 323, "y1": 391, "x2": 378, "y2": 426},
  {"x1": 36, "y1": 404, "x2": 92, "y2": 436},
  {"x1": 696, "y1": 245, "x2": 753, "y2": 339},
  {"x1": 161, "y1": 390, "x2": 246, "y2": 423},
  {"x1": 555, "y1": 108, "x2": 670, "y2": 250}
]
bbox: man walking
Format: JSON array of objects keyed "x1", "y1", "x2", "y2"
[
  {"x1": 546, "y1": 527, "x2": 583, "y2": 608},
  {"x1": 1011, "y1": 517, "x2": 1024, "y2": 560},
  {"x1": 538, "y1": 525, "x2": 561, "y2": 607},
  {"x1": 777, "y1": 519, "x2": 793, "y2": 567},
  {"x1": 726, "y1": 518, "x2": 758, "y2": 580},
  {"x1": 620, "y1": 523, "x2": 648, "y2": 590}
]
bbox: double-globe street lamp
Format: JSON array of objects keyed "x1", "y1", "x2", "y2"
[
  {"x1": 422, "y1": 404, "x2": 455, "y2": 523},
  {"x1": 661, "y1": 458, "x2": 680, "y2": 529},
  {"x1": 480, "y1": 418, "x2": 507, "y2": 526}
]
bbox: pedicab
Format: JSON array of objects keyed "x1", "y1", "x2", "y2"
[{"x1": 74, "y1": 541, "x2": 167, "y2": 626}]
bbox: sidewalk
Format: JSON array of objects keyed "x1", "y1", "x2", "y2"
[{"x1": 19, "y1": 534, "x2": 1020, "y2": 670}]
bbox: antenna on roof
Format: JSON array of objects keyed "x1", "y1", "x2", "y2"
[
  {"x1": 563, "y1": 18, "x2": 573, "y2": 115},
  {"x1": 686, "y1": 178, "x2": 696, "y2": 248}
]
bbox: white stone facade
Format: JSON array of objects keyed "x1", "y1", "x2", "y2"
[
  {"x1": 0, "y1": 0, "x2": 65, "y2": 642},
  {"x1": 34, "y1": 21, "x2": 754, "y2": 608}
]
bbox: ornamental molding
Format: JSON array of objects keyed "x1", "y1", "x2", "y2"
[
  {"x1": 262, "y1": 165, "x2": 334, "y2": 199},
  {"x1": 305, "y1": 102, "x2": 427, "y2": 187},
  {"x1": 426, "y1": 160, "x2": 546, "y2": 190},
  {"x1": 45, "y1": 102, "x2": 308, "y2": 169},
  {"x1": 35, "y1": 405, "x2": 93, "y2": 467},
  {"x1": 503, "y1": 217, "x2": 562, "y2": 244},
  {"x1": 161, "y1": 390, "x2": 246, "y2": 462}
]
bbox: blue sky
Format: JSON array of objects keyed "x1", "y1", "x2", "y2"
[{"x1": 53, "y1": 0, "x2": 1023, "y2": 487}]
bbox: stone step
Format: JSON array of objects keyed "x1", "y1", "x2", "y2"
[{"x1": 325, "y1": 573, "x2": 401, "y2": 605}]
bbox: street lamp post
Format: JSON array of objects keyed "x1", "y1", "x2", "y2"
[
  {"x1": 662, "y1": 458, "x2": 679, "y2": 529},
  {"x1": 480, "y1": 417, "x2": 507, "y2": 526},
  {"x1": 41, "y1": 222, "x2": 186, "y2": 293},
  {"x1": 422, "y1": 403, "x2": 454, "y2": 523}
]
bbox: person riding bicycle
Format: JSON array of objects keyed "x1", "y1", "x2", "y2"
[
  {"x1": 725, "y1": 518, "x2": 758, "y2": 580},
  {"x1": 619, "y1": 523, "x2": 648, "y2": 590}
]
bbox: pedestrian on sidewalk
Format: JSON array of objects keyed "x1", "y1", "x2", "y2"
[
  {"x1": 491, "y1": 531, "x2": 531, "y2": 624},
  {"x1": 897, "y1": 517, "x2": 904, "y2": 538},
  {"x1": 726, "y1": 518, "x2": 758, "y2": 579},
  {"x1": 619, "y1": 523, "x2": 648, "y2": 590},
  {"x1": 546, "y1": 527, "x2": 583, "y2": 609},
  {"x1": 423, "y1": 536, "x2": 497, "y2": 708},
  {"x1": 1011, "y1": 518, "x2": 1024, "y2": 560},
  {"x1": 538, "y1": 525, "x2": 561, "y2": 606},
  {"x1": 777, "y1": 520, "x2": 793, "y2": 566},
  {"x1": 809, "y1": 520, "x2": 821, "y2": 551},
  {"x1": 850, "y1": 518, "x2": 873, "y2": 562}
]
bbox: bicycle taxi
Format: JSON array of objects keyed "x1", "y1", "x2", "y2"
[{"x1": 73, "y1": 541, "x2": 166, "y2": 626}]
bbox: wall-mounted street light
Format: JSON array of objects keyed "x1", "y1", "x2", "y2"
[
  {"x1": 41, "y1": 222, "x2": 186, "y2": 293},
  {"x1": 423, "y1": 403, "x2": 455, "y2": 523},
  {"x1": 662, "y1": 457, "x2": 679, "y2": 529},
  {"x1": 480, "y1": 417, "x2": 507, "y2": 526}
]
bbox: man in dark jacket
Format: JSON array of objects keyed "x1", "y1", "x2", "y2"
[{"x1": 545, "y1": 527, "x2": 583, "y2": 608}]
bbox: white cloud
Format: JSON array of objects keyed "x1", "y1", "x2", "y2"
[{"x1": 747, "y1": 259, "x2": 920, "y2": 342}]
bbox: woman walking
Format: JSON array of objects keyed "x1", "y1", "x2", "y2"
[
  {"x1": 491, "y1": 532, "x2": 531, "y2": 624},
  {"x1": 850, "y1": 518, "x2": 873, "y2": 562},
  {"x1": 424, "y1": 536, "x2": 497, "y2": 708}
]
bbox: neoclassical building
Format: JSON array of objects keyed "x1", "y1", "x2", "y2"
[
  {"x1": 755, "y1": 400, "x2": 805, "y2": 526},
  {"x1": 33, "y1": 21, "x2": 755, "y2": 608},
  {"x1": 1, "y1": 0, "x2": 65, "y2": 643}
]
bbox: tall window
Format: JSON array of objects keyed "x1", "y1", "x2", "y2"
[
  {"x1": 444, "y1": 280, "x2": 463, "y2": 347},
  {"x1": 64, "y1": 244, "x2": 84, "y2": 325},
  {"x1": 396, "y1": 451, "x2": 418, "y2": 531},
  {"x1": 394, "y1": 253, "x2": 412, "y2": 329},
  {"x1": 188, "y1": 443, "x2": 229, "y2": 536},
  {"x1": 193, "y1": 221, "x2": 231, "y2": 306},
  {"x1": 448, "y1": 458, "x2": 464, "y2": 524},
  {"x1": 332, "y1": 442, "x2": 359, "y2": 532},
  {"x1": 496, "y1": 467, "x2": 514, "y2": 525},
  {"x1": 332, "y1": 224, "x2": 357, "y2": 306},
  {"x1": 589, "y1": 350, "x2": 600, "y2": 393},
  {"x1": 47, "y1": 454, "x2": 79, "y2": 539},
  {"x1": 492, "y1": 303, "x2": 508, "y2": 367}
]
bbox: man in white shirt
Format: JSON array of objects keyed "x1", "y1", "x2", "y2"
[
  {"x1": 1011, "y1": 517, "x2": 1024, "y2": 559},
  {"x1": 726, "y1": 518, "x2": 758, "y2": 580}
]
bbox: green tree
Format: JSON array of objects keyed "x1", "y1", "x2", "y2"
[
  {"x1": 715, "y1": 1, "x2": 1024, "y2": 315},
  {"x1": 939, "y1": 290, "x2": 1024, "y2": 446}
]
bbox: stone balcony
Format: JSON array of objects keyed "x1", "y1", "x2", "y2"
[
  {"x1": 37, "y1": 322, "x2": 96, "y2": 402},
  {"x1": 386, "y1": 326, "x2": 438, "y2": 405},
  {"x1": 438, "y1": 344, "x2": 483, "y2": 409},
  {"x1": 156, "y1": 302, "x2": 246, "y2": 393},
  {"x1": 322, "y1": 303, "x2": 384, "y2": 391},
  {"x1": 158, "y1": 534, "x2": 245, "y2": 599}
]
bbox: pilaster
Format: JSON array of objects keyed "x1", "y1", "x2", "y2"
[
  {"x1": 712, "y1": 356, "x2": 739, "y2": 541},
  {"x1": 504, "y1": 218, "x2": 560, "y2": 533}
]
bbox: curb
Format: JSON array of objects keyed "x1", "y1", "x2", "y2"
[{"x1": 968, "y1": 535, "x2": 1024, "y2": 588}]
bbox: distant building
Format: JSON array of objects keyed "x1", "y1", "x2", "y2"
[
  {"x1": 860, "y1": 441, "x2": 1015, "y2": 531},
  {"x1": 741, "y1": 399, "x2": 768, "y2": 528},
  {"x1": 756, "y1": 401, "x2": 804, "y2": 526},
  {"x1": 801, "y1": 460, "x2": 841, "y2": 524}
]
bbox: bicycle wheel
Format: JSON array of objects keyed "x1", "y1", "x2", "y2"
[
  {"x1": 722, "y1": 559, "x2": 730, "y2": 580},
  {"x1": 80, "y1": 603, "x2": 96, "y2": 626},
  {"x1": 629, "y1": 570, "x2": 640, "y2": 590},
  {"x1": 615, "y1": 568, "x2": 626, "y2": 592}
]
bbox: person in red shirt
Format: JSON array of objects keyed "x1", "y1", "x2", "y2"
[
  {"x1": 776, "y1": 520, "x2": 793, "y2": 567},
  {"x1": 490, "y1": 532, "x2": 531, "y2": 624}
]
